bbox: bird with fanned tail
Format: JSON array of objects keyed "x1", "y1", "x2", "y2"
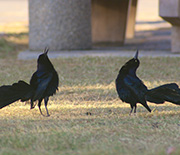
[
  {"x1": 115, "y1": 50, "x2": 180, "y2": 114},
  {"x1": 0, "y1": 47, "x2": 59, "y2": 116}
]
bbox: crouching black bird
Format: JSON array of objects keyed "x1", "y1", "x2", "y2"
[
  {"x1": 0, "y1": 47, "x2": 59, "y2": 116},
  {"x1": 115, "y1": 50, "x2": 180, "y2": 114}
]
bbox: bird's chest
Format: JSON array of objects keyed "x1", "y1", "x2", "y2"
[{"x1": 116, "y1": 83, "x2": 136, "y2": 103}]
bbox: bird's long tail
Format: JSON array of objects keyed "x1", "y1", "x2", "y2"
[
  {"x1": 0, "y1": 80, "x2": 33, "y2": 109},
  {"x1": 146, "y1": 83, "x2": 180, "y2": 105}
]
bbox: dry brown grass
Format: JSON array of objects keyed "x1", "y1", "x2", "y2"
[{"x1": 0, "y1": 34, "x2": 180, "y2": 155}]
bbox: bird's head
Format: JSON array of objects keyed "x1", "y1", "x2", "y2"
[
  {"x1": 126, "y1": 50, "x2": 139, "y2": 68},
  {"x1": 37, "y1": 47, "x2": 53, "y2": 70},
  {"x1": 38, "y1": 47, "x2": 49, "y2": 62},
  {"x1": 119, "y1": 50, "x2": 140, "y2": 75}
]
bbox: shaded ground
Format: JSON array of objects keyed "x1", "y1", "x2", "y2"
[
  {"x1": 94, "y1": 27, "x2": 171, "y2": 51},
  {"x1": 126, "y1": 28, "x2": 171, "y2": 51}
]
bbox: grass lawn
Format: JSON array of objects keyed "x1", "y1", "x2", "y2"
[{"x1": 0, "y1": 33, "x2": 180, "y2": 155}]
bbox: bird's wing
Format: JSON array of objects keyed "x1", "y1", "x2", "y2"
[
  {"x1": 45, "y1": 71, "x2": 59, "y2": 96},
  {"x1": 30, "y1": 71, "x2": 53, "y2": 101},
  {"x1": 124, "y1": 75, "x2": 147, "y2": 103}
]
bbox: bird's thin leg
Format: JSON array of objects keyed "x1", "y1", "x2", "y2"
[
  {"x1": 142, "y1": 102, "x2": 151, "y2": 113},
  {"x1": 30, "y1": 99, "x2": 35, "y2": 109},
  {"x1": 134, "y1": 104, "x2": 137, "y2": 113},
  {"x1": 38, "y1": 99, "x2": 43, "y2": 116},
  {"x1": 129, "y1": 104, "x2": 134, "y2": 115},
  {"x1": 44, "y1": 97, "x2": 50, "y2": 117}
]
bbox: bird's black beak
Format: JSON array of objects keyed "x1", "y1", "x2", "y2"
[
  {"x1": 44, "y1": 47, "x2": 49, "y2": 55},
  {"x1": 134, "y1": 50, "x2": 138, "y2": 59}
]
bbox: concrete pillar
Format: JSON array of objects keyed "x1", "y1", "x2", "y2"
[
  {"x1": 126, "y1": 0, "x2": 138, "y2": 39},
  {"x1": 91, "y1": 0, "x2": 130, "y2": 45},
  {"x1": 159, "y1": 0, "x2": 180, "y2": 53},
  {"x1": 29, "y1": 0, "x2": 92, "y2": 51},
  {"x1": 171, "y1": 26, "x2": 180, "y2": 53}
]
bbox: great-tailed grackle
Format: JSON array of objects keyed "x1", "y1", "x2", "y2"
[
  {"x1": 0, "y1": 47, "x2": 59, "y2": 116},
  {"x1": 115, "y1": 50, "x2": 180, "y2": 114},
  {"x1": 115, "y1": 50, "x2": 151, "y2": 114}
]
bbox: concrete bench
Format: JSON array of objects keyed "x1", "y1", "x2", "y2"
[
  {"x1": 159, "y1": 0, "x2": 180, "y2": 53},
  {"x1": 91, "y1": 0, "x2": 137, "y2": 46},
  {"x1": 29, "y1": 0, "x2": 138, "y2": 51}
]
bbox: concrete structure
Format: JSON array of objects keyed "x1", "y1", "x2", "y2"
[
  {"x1": 126, "y1": 0, "x2": 138, "y2": 38},
  {"x1": 29, "y1": 0, "x2": 92, "y2": 51},
  {"x1": 29, "y1": 0, "x2": 138, "y2": 51},
  {"x1": 159, "y1": 0, "x2": 180, "y2": 53},
  {"x1": 92, "y1": 0, "x2": 131, "y2": 45},
  {"x1": 19, "y1": 50, "x2": 180, "y2": 60}
]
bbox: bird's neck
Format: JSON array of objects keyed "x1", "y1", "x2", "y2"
[
  {"x1": 38, "y1": 62, "x2": 54, "y2": 71},
  {"x1": 128, "y1": 68, "x2": 137, "y2": 76}
]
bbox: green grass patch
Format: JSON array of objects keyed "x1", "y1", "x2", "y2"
[
  {"x1": 0, "y1": 33, "x2": 28, "y2": 58},
  {"x1": 0, "y1": 34, "x2": 180, "y2": 155}
]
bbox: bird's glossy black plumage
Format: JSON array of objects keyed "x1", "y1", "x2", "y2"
[
  {"x1": 146, "y1": 83, "x2": 180, "y2": 105},
  {"x1": 116, "y1": 50, "x2": 151, "y2": 113},
  {"x1": 115, "y1": 50, "x2": 180, "y2": 114},
  {"x1": 0, "y1": 48, "x2": 59, "y2": 116}
]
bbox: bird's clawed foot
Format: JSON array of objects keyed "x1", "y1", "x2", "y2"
[
  {"x1": 39, "y1": 107, "x2": 50, "y2": 117},
  {"x1": 41, "y1": 113, "x2": 50, "y2": 117},
  {"x1": 40, "y1": 113, "x2": 50, "y2": 117},
  {"x1": 129, "y1": 105, "x2": 137, "y2": 116},
  {"x1": 30, "y1": 102, "x2": 37, "y2": 109},
  {"x1": 39, "y1": 110, "x2": 50, "y2": 117},
  {"x1": 129, "y1": 110, "x2": 137, "y2": 116},
  {"x1": 30, "y1": 106, "x2": 35, "y2": 109},
  {"x1": 129, "y1": 112, "x2": 137, "y2": 116},
  {"x1": 46, "y1": 114, "x2": 50, "y2": 117}
]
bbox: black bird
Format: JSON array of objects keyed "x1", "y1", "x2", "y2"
[
  {"x1": 115, "y1": 50, "x2": 151, "y2": 114},
  {"x1": 115, "y1": 50, "x2": 180, "y2": 114},
  {"x1": 0, "y1": 47, "x2": 59, "y2": 116}
]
